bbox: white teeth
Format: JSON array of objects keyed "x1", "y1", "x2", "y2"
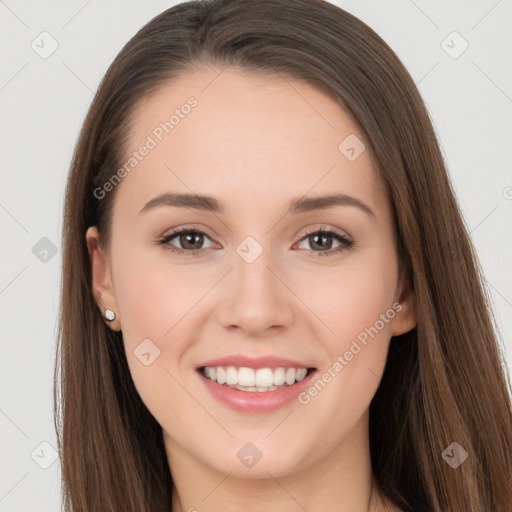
[
  {"x1": 296, "y1": 368, "x2": 307, "y2": 381},
  {"x1": 226, "y1": 366, "x2": 238, "y2": 385},
  {"x1": 216, "y1": 367, "x2": 226, "y2": 384},
  {"x1": 231, "y1": 384, "x2": 281, "y2": 392},
  {"x1": 273, "y1": 367, "x2": 286, "y2": 386},
  {"x1": 255, "y1": 368, "x2": 274, "y2": 387},
  {"x1": 238, "y1": 367, "x2": 256, "y2": 386},
  {"x1": 202, "y1": 365, "x2": 310, "y2": 390}
]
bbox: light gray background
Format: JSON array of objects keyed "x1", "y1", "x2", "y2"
[{"x1": 1, "y1": 1, "x2": 511, "y2": 510}]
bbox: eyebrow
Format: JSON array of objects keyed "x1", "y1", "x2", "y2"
[{"x1": 138, "y1": 192, "x2": 375, "y2": 218}]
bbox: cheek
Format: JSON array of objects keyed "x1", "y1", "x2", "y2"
[
  {"x1": 111, "y1": 247, "x2": 200, "y2": 437},
  {"x1": 111, "y1": 238, "x2": 207, "y2": 342},
  {"x1": 110, "y1": 241, "x2": 204, "y2": 409},
  {"x1": 305, "y1": 256, "x2": 398, "y2": 349},
  {"x1": 302, "y1": 255, "x2": 398, "y2": 412},
  {"x1": 299, "y1": 251, "x2": 399, "y2": 412}
]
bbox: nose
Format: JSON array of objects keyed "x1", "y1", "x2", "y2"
[{"x1": 215, "y1": 245, "x2": 295, "y2": 337}]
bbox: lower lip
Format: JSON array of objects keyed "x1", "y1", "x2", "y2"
[{"x1": 198, "y1": 369, "x2": 317, "y2": 413}]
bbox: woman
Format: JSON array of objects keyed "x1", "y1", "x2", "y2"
[{"x1": 54, "y1": 1, "x2": 512, "y2": 510}]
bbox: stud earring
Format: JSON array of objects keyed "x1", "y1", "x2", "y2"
[{"x1": 104, "y1": 309, "x2": 116, "y2": 322}]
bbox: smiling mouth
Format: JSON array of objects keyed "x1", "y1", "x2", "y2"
[{"x1": 198, "y1": 366, "x2": 317, "y2": 392}]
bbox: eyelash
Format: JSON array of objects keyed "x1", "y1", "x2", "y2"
[{"x1": 157, "y1": 226, "x2": 355, "y2": 259}]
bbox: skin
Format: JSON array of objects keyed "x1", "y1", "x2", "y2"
[{"x1": 86, "y1": 66, "x2": 416, "y2": 512}]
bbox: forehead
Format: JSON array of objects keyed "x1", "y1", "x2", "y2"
[{"x1": 117, "y1": 66, "x2": 383, "y2": 215}]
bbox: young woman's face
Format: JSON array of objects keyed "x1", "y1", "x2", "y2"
[{"x1": 87, "y1": 67, "x2": 415, "y2": 480}]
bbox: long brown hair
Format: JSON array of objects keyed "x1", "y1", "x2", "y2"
[{"x1": 54, "y1": 1, "x2": 512, "y2": 510}]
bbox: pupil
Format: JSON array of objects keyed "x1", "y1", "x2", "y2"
[
  {"x1": 311, "y1": 234, "x2": 332, "y2": 250},
  {"x1": 182, "y1": 232, "x2": 203, "y2": 250}
]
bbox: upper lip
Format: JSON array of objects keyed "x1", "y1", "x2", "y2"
[{"x1": 196, "y1": 355, "x2": 315, "y2": 371}]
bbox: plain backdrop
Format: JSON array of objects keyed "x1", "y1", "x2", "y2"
[{"x1": 0, "y1": 1, "x2": 511, "y2": 510}]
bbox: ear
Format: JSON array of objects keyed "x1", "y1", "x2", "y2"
[
  {"x1": 85, "y1": 226, "x2": 121, "y2": 331},
  {"x1": 390, "y1": 269, "x2": 416, "y2": 336}
]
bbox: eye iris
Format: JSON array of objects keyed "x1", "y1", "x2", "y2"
[
  {"x1": 310, "y1": 233, "x2": 332, "y2": 250},
  {"x1": 181, "y1": 232, "x2": 203, "y2": 250}
]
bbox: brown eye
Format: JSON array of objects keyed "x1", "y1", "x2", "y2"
[
  {"x1": 178, "y1": 231, "x2": 205, "y2": 250},
  {"x1": 308, "y1": 232, "x2": 334, "y2": 250},
  {"x1": 158, "y1": 228, "x2": 215, "y2": 257},
  {"x1": 296, "y1": 228, "x2": 354, "y2": 257}
]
